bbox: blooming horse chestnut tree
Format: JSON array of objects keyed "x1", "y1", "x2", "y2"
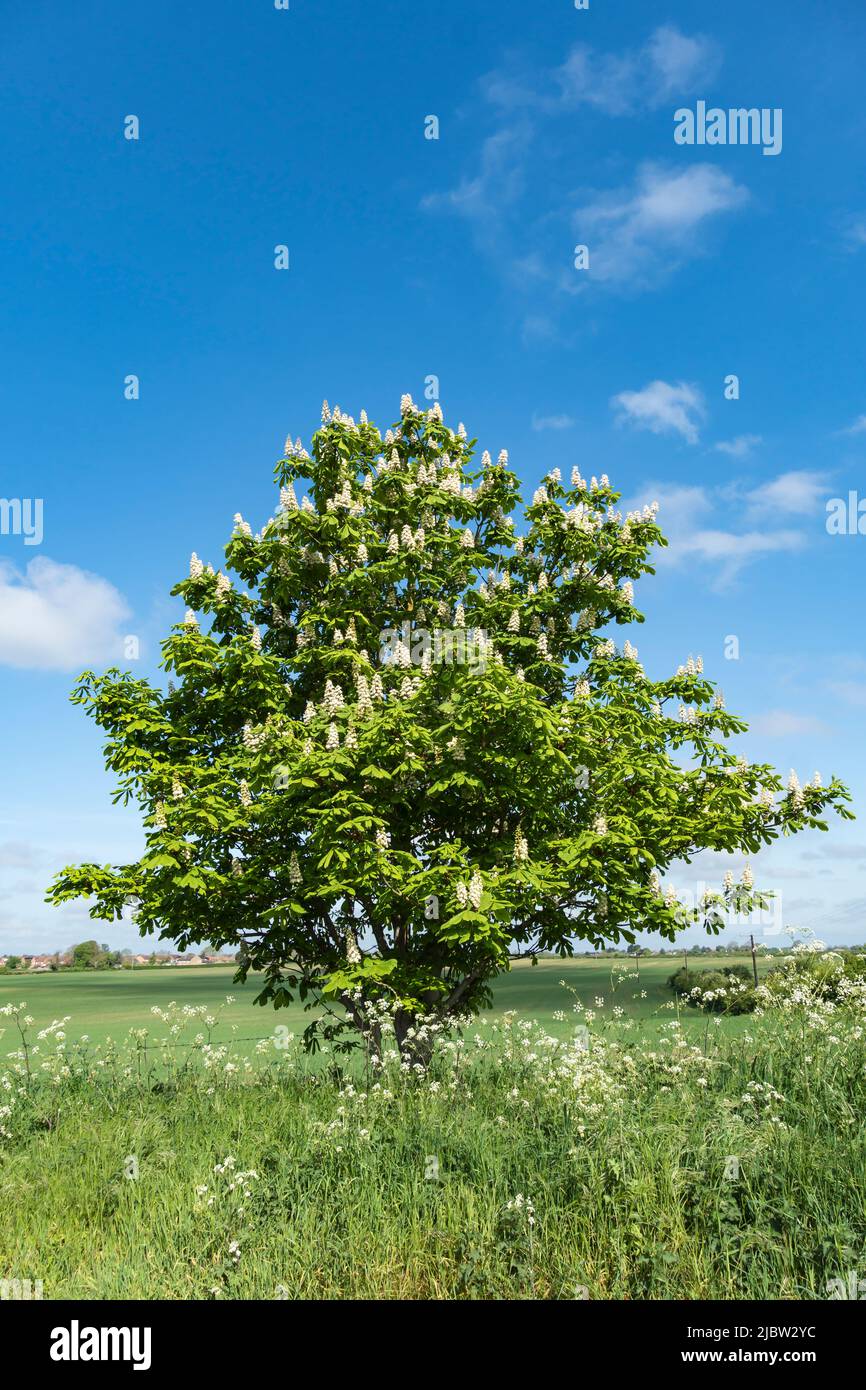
[{"x1": 49, "y1": 396, "x2": 852, "y2": 1055}]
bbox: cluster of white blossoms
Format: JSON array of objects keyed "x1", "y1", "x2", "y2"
[
  {"x1": 455, "y1": 872, "x2": 484, "y2": 910},
  {"x1": 375, "y1": 828, "x2": 391, "y2": 851},
  {"x1": 676, "y1": 655, "x2": 704, "y2": 676},
  {"x1": 513, "y1": 827, "x2": 529, "y2": 863},
  {"x1": 289, "y1": 850, "x2": 302, "y2": 886},
  {"x1": 283, "y1": 434, "x2": 309, "y2": 460},
  {"x1": 239, "y1": 779, "x2": 252, "y2": 808},
  {"x1": 242, "y1": 722, "x2": 268, "y2": 753},
  {"x1": 787, "y1": 769, "x2": 804, "y2": 809},
  {"x1": 322, "y1": 679, "x2": 345, "y2": 716},
  {"x1": 345, "y1": 929, "x2": 362, "y2": 964},
  {"x1": 326, "y1": 481, "x2": 358, "y2": 514}
]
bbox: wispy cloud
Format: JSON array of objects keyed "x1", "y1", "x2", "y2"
[
  {"x1": 423, "y1": 27, "x2": 737, "y2": 307},
  {"x1": 748, "y1": 710, "x2": 832, "y2": 737},
  {"x1": 714, "y1": 434, "x2": 762, "y2": 458},
  {"x1": 827, "y1": 680, "x2": 866, "y2": 708},
  {"x1": 531, "y1": 412, "x2": 575, "y2": 432},
  {"x1": 612, "y1": 380, "x2": 704, "y2": 443},
  {"x1": 744, "y1": 470, "x2": 830, "y2": 518},
  {"x1": 840, "y1": 214, "x2": 866, "y2": 252},
  {"x1": 836, "y1": 413, "x2": 866, "y2": 436},
  {"x1": 575, "y1": 163, "x2": 749, "y2": 288},
  {"x1": 625, "y1": 478, "x2": 809, "y2": 587},
  {"x1": 484, "y1": 24, "x2": 720, "y2": 116},
  {"x1": 0, "y1": 557, "x2": 131, "y2": 671}
]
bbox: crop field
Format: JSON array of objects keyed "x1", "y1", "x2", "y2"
[{"x1": 0, "y1": 954, "x2": 768, "y2": 1055}]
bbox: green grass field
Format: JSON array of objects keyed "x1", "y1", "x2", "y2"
[
  {"x1": 3, "y1": 952, "x2": 865, "y2": 1300},
  {"x1": 0, "y1": 954, "x2": 768, "y2": 1055}
]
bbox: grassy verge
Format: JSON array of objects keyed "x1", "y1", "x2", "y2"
[{"x1": 2, "y1": 995, "x2": 864, "y2": 1300}]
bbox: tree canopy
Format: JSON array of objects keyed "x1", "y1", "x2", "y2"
[{"x1": 48, "y1": 395, "x2": 852, "y2": 1050}]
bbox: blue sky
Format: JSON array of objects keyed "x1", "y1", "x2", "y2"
[{"x1": 1, "y1": 0, "x2": 865, "y2": 954}]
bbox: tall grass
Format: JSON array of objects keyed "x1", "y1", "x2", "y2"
[{"x1": 1, "y1": 978, "x2": 865, "y2": 1300}]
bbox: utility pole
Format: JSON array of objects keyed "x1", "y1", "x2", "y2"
[{"x1": 750, "y1": 934, "x2": 759, "y2": 988}]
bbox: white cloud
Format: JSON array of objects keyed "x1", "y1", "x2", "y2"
[
  {"x1": 748, "y1": 710, "x2": 831, "y2": 737},
  {"x1": 576, "y1": 163, "x2": 749, "y2": 287},
  {"x1": 487, "y1": 25, "x2": 720, "y2": 116},
  {"x1": 837, "y1": 413, "x2": 866, "y2": 436},
  {"x1": 745, "y1": 470, "x2": 829, "y2": 518},
  {"x1": 0, "y1": 557, "x2": 132, "y2": 671},
  {"x1": 625, "y1": 480, "x2": 808, "y2": 586},
  {"x1": 840, "y1": 214, "x2": 866, "y2": 252},
  {"x1": 0, "y1": 841, "x2": 39, "y2": 868},
  {"x1": 671, "y1": 528, "x2": 805, "y2": 585},
  {"x1": 828, "y1": 680, "x2": 866, "y2": 708},
  {"x1": 644, "y1": 24, "x2": 721, "y2": 100},
  {"x1": 612, "y1": 379, "x2": 704, "y2": 444},
  {"x1": 714, "y1": 434, "x2": 762, "y2": 458},
  {"x1": 531, "y1": 412, "x2": 575, "y2": 432},
  {"x1": 426, "y1": 30, "x2": 732, "y2": 303}
]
